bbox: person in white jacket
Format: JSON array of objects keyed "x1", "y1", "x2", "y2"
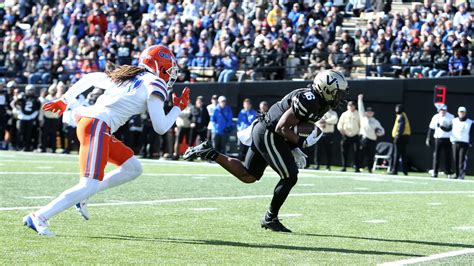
[
  {"x1": 337, "y1": 100, "x2": 360, "y2": 172},
  {"x1": 426, "y1": 104, "x2": 454, "y2": 178},
  {"x1": 450, "y1": 106, "x2": 473, "y2": 179},
  {"x1": 358, "y1": 94, "x2": 384, "y2": 173}
]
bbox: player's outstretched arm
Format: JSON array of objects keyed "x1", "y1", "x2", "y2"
[
  {"x1": 147, "y1": 87, "x2": 190, "y2": 135},
  {"x1": 62, "y1": 73, "x2": 111, "y2": 103}
]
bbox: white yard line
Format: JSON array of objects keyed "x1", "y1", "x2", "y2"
[
  {"x1": 1, "y1": 190, "x2": 474, "y2": 212},
  {"x1": 2, "y1": 158, "x2": 473, "y2": 184},
  {"x1": 378, "y1": 248, "x2": 474, "y2": 266}
]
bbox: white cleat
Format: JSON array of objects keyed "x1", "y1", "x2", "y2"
[
  {"x1": 75, "y1": 200, "x2": 90, "y2": 220},
  {"x1": 23, "y1": 213, "x2": 55, "y2": 236}
]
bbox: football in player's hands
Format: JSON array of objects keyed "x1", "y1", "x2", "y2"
[{"x1": 292, "y1": 121, "x2": 316, "y2": 137}]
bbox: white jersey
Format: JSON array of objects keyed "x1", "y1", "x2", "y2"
[
  {"x1": 63, "y1": 72, "x2": 169, "y2": 133},
  {"x1": 451, "y1": 117, "x2": 473, "y2": 143},
  {"x1": 429, "y1": 112, "x2": 454, "y2": 139}
]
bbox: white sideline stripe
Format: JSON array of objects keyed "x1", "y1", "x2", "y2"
[
  {"x1": 22, "y1": 196, "x2": 54, "y2": 199},
  {"x1": 298, "y1": 183, "x2": 315, "y2": 187},
  {"x1": 190, "y1": 208, "x2": 217, "y2": 211},
  {"x1": 2, "y1": 156, "x2": 474, "y2": 183},
  {"x1": 428, "y1": 202, "x2": 443, "y2": 206},
  {"x1": 453, "y1": 226, "x2": 474, "y2": 230},
  {"x1": 364, "y1": 220, "x2": 387, "y2": 224},
  {"x1": 0, "y1": 172, "x2": 316, "y2": 178},
  {"x1": 378, "y1": 248, "x2": 474, "y2": 266},
  {"x1": 1, "y1": 191, "x2": 474, "y2": 211}
]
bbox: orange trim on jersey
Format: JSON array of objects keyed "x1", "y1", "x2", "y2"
[{"x1": 77, "y1": 117, "x2": 134, "y2": 180}]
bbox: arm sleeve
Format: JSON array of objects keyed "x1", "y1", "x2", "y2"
[
  {"x1": 357, "y1": 98, "x2": 365, "y2": 118},
  {"x1": 226, "y1": 108, "x2": 233, "y2": 128},
  {"x1": 147, "y1": 95, "x2": 181, "y2": 135},
  {"x1": 337, "y1": 113, "x2": 345, "y2": 131},
  {"x1": 237, "y1": 112, "x2": 245, "y2": 131},
  {"x1": 469, "y1": 121, "x2": 474, "y2": 144},
  {"x1": 325, "y1": 111, "x2": 338, "y2": 125},
  {"x1": 375, "y1": 120, "x2": 385, "y2": 136},
  {"x1": 63, "y1": 72, "x2": 111, "y2": 103},
  {"x1": 146, "y1": 77, "x2": 169, "y2": 102},
  {"x1": 427, "y1": 128, "x2": 433, "y2": 140},
  {"x1": 428, "y1": 115, "x2": 437, "y2": 129},
  {"x1": 203, "y1": 108, "x2": 210, "y2": 126}
]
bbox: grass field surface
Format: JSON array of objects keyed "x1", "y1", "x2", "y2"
[{"x1": 1, "y1": 151, "x2": 473, "y2": 264}]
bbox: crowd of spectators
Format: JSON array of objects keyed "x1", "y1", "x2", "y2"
[{"x1": 1, "y1": 0, "x2": 472, "y2": 85}]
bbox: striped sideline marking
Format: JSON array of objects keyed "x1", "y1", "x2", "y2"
[
  {"x1": 1, "y1": 190, "x2": 474, "y2": 211},
  {"x1": 378, "y1": 248, "x2": 474, "y2": 266}
]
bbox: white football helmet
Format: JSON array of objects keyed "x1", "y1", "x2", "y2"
[{"x1": 312, "y1": 69, "x2": 348, "y2": 108}]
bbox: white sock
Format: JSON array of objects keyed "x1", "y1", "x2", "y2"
[
  {"x1": 99, "y1": 156, "x2": 143, "y2": 192},
  {"x1": 36, "y1": 178, "x2": 100, "y2": 220}
]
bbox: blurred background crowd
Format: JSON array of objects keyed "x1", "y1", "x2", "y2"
[
  {"x1": 0, "y1": 0, "x2": 472, "y2": 84},
  {"x1": 0, "y1": 0, "x2": 473, "y2": 165}
]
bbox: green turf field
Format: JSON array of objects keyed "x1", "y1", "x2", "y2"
[{"x1": 1, "y1": 151, "x2": 473, "y2": 265}]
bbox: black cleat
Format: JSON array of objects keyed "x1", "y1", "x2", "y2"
[
  {"x1": 183, "y1": 140, "x2": 215, "y2": 160},
  {"x1": 261, "y1": 217, "x2": 292, "y2": 233}
]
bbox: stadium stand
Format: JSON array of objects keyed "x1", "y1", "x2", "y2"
[{"x1": 0, "y1": 0, "x2": 472, "y2": 85}]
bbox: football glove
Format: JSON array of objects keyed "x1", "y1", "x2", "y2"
[
  {"x1": 302, "y1": 128, "x2": 323, "y2": 148},
  {"x1": 172, "y1": 87, "x2": 190, "y2": 111},
  {"x1": 43, "y1": 98, "x2": 67, "y2": 117},
  {"x1": 291, "y1": 148, "x2": 307, "y2": 169}
]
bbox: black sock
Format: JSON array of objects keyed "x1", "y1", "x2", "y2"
[{"x1": 268, "y1": 177, "x2": 297, "y2": 219}]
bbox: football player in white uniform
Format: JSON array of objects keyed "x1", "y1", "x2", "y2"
[{"x1": 23, "y1": 45, "x2": 190, "y2": 236}]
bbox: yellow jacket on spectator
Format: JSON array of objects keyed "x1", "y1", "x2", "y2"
[
  {"x1": 266, "y1": 8, "x2": 281, "y2": 27},
  {"x1": 392, "y1": 112, "x2": 411, "y2": 138}
]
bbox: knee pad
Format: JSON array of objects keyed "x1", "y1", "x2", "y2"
[{"x1": 121, "y1": 156, "x2": 143, "y2": 179}]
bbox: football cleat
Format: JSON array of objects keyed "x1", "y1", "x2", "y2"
[
  {"x1": 261, "y1": 216, "x2": 292, "y2": 233},
  {"x1": 23, "y1": 213, "x2": 55, "y2": 236},
  {"x1": 183, "y1": 140, "x2": 215, "y2": 160},
  {"x1": 75, "y1": 200, "x2": 90, "y2": 220}
]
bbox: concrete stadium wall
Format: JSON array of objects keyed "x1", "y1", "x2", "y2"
[{"x1": 174, "y1": 76, "x2": 474, "y2": 174}]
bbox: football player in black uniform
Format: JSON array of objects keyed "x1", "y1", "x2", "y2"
[
  {"x1": 184, "y1": 70, "x2": 348, "y2": 232},
  {"x1": 11, "y1": 85, "x2": 41, "y2": 151}
]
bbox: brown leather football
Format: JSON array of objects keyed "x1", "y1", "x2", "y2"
[{"x1": 293, "y1": 122, "x2": 316, "y2": 137}]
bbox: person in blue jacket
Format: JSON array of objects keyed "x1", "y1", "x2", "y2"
[
  {"x1": 212, "y1": 96, "x2": 233, "y2": 154},
  {"x1": 237, "y1": 98, "x2": 257, "y2": 160}
]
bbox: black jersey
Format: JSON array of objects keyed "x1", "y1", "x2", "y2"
[
  {"x1": 263, "y1": 88, "x2": 329, "y2": 131},
  {"x1": 18, "y1": 95, "x2": 41, "y2": 116}
]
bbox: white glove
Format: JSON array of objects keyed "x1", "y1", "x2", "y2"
[
  {"x1": 291, "y1": 148, "x2": 308, "y2": 169},
  {"x1": 303, "y1": 128, "x2": 323, "y2": 148}
]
